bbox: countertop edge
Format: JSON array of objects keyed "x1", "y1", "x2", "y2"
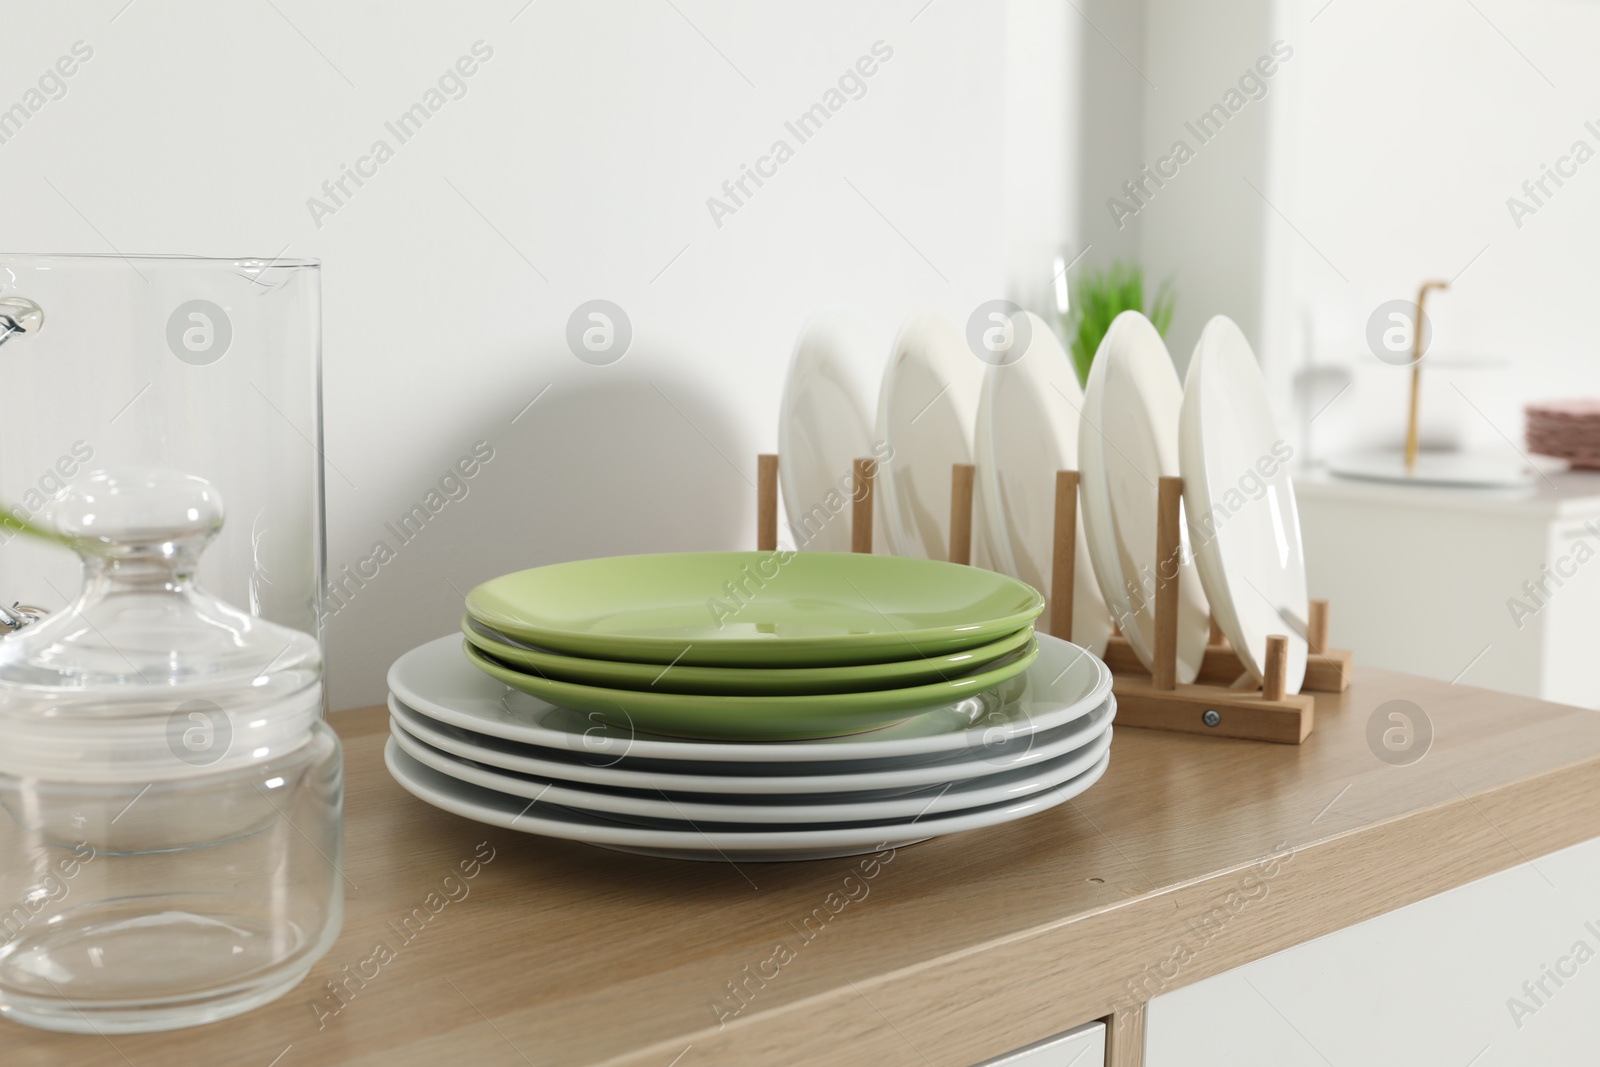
[{"x1": 577, "y1": 741, "x2": 1600, "y2": 1067}]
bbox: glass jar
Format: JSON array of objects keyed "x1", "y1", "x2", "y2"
[
  {"x1": 0, "y1": 253, "x2": 324, "y2": 643},
  {"x1": 0, "y1": 469, "x2": 342, "y2": 1033}
]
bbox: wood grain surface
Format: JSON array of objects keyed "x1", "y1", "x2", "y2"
[{"x1": 10, "y1": 667, "x2": 1600, "y2": 1067}]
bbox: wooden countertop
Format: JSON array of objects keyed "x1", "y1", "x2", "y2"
[{"x1": 12, "y1": 667, "x2": 1600, "y2": 1067}]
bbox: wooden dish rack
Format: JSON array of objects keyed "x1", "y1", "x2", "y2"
[{"x1": 754, "y1": 454, "x2": 1352, "y2": 745}]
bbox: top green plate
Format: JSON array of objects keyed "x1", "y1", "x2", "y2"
[
  {"x1": 464, "y1": 552, "x2": 1045, "y2": 667},
  {"x1": 463, "y1": 617, "x2": 1039, "y2": 695}
]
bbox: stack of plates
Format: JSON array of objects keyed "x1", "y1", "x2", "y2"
[
  {"x1": 384, "y1": 552, "x2": 1116, "y2": 861},
  {"x1": 456, "y1": 553, "x2": 1046, "y2": 741},
  {"x1": 1527, "y1": 399, "x2": 1600, "y2": 469}
]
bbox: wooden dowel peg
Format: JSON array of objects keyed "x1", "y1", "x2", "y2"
[
  {"x1": 1262, "y1": 635, "x2": 1289, "y2": 701},
  {"x1": 1307, "y1": 599, "x2": 1329, "y2": 655},
  {"x1": 1152, "y1": 475, "x2": 1183, "y2": 691},
  {"x1": 1107, "y1": 487, "x2": 1331, "y2": 743},
  {"x1": 852, "y1": 458, "x2": 876, "y2": 554},
  {"x1": 756, "y1": 454, "x2": 778, "y2": 552},
  {"x1": 1050, "y1": 470, "x2": 1079, "y2": 642},
  {"x1": 949, "y1": 463, "x2": 975, "y2": 565}
]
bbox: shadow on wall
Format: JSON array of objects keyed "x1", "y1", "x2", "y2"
[{"x1": 323, "y1": 371, "x2": 747, "y2": 710}]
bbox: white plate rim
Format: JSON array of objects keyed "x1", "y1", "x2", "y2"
[
  {"x1": 388, "y1": 693, "x2": 1116, "y2": 794},
  {"x1": 386, "y1": 632, "x2": 1112, "y2": 764},
  {"x1": 385, "y1": 737, "x2": 1112, "y2": 852},
  {"x1": 777, "y1": 308, "x2": 881, "y2": 553},
  {"x1": 874, "y1": 311, "x2": 987, "y2": 562},
  {"x1": 973, "y1": 311, "x2": 1114, "y2": 656},
  {"x1": 1180, "y1": 315, "x2": 1308, "y2": 692},
  {"x1": 388, "y1": 715, "x2": 1114, "y2": 824},
  {"x1": 1077, "y1": 310, "x2": 1210, "y2": 683}
]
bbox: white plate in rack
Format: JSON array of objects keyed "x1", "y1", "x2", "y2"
[
  {"x1": 386, "y1": 632, "x2": 1111, "y2": 765},
  {"x1": 777, "y1": 308, "x2": 883, "y2": 552},
  {"x1": 1078, "y1": 310, "x2": 1210, "y2": 683},
  {"x1": 385, "y1": 738, "x2": 1112, "y2": 862},
  {"x1": 1180, "y1": 315, "x2": 1307, "y2": 692},
  {"x1": 875, "y1": 312, "x2": 990, "y2": 566},
  {"x1": 974, "y1": 311, "x2": 1114, "y2": 655}
]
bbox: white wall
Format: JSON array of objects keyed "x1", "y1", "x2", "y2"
[
  {"x1": 1138, "y1": 0, "x2": 1281, "y2": 373},
  {"x1": 1004, "y1": 0, "x2": 1147, "y2": 321},
  {"x1": 1208, "y1": 0, "x2": 1600, "y2": 465},
  {"x1": 1004, "y1": 0, "x2": 1076, "y2": 313},
  {"x1": 17, "y1": 1, "x2": 1578, "y2": 709},
  {"x1": 1008, "y1": 0, "x2": 1288, "y2": 378},
  {"x1": 0, "y1": 1, "x2": 1007, "y2": 709}
]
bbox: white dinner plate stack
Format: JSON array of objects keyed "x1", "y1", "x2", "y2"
[{"x1": 385, "y1": 633, "x2": 1115, "y2": 862}]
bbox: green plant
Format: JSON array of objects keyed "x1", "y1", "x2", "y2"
[
  {"x1": 0, "y1": 512, "x2": 79, "y2": 552},
  {"x1": 1062, "y1": 262, "x2": 1175, "y2": 385}
]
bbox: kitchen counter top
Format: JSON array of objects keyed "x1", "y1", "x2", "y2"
[{"x1": 12, "y1": 667, "x2": 1600, "y2": 1067}]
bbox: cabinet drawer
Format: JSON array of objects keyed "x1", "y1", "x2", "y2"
[
  {"x1": 976, "y1": 1019, "x2": 1105, "y2": 1065},
  {"x1": 1146, "y1": 833, "x2": 1600, "y2": 1065}
]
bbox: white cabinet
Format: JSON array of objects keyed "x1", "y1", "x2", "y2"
[
  {"x1": 1146, "y1": 833, "x2": 1600, "y2": 1065},
  {"x1": 977, "y1": 1019, "x2": 1105, "y2": 1065},
  {"x1": 1296, "y1": 468, "x2": 1600, "y2": 707}
]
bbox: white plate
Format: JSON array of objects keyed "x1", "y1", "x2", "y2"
[
  {"x1": 1078, "y1": 310, "x2": 1210, "y2": 683},
  {"x1": 389, "y1": 693, "x2": 1114, "y2": 794},
  {"x1": 974, "y1": 311, "x2": 1114, "y2": 655},
  {"x1": 875, "y1": 312, "x2": 990, "y2": 565},
  {"x1": 386, "y1": 632, "x2": 1111, "y2": 764},
  {"x1": 389, "y1": 714, "x2": 1113, "y2": 824},
  {"x1": 385, "y1": 738, "x2": 1112, "y2": 862},
  {"x1": 1327, "y1": 450, "x2": 1537, "y2": 488},
  {"x1": 777, "y1": 308, "x2": 883, "y2": 552},
  {"x1": 1180, "y1": 316, "x2": 1308, "y2": 692}
]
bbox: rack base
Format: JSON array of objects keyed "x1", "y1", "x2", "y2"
[
  {"x1": 1101, "y1": 636, "x2": 1353, "y2": 693},
  {"x1": 1111, "y1": 672, "x2": 1315, "y2": 744}
]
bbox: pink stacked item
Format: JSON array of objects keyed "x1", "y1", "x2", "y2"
[{"x1": 1526, "y1": 399, "x2": 1600, "y2": 470}]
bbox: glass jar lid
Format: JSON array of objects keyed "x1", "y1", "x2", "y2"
[{"x1": 0, "y1": 469, "x2": 322, "y2": 780}]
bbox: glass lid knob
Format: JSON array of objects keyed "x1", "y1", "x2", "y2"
[{"x1": 54, "y1": 468, "x2": 225, "y2": 559}]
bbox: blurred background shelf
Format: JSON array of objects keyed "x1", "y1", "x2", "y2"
[{"x1": 1298, "y1": 465, "x2": 1600, "y2": 709}]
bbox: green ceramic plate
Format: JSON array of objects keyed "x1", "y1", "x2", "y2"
[
  {"x1": 461, "y1": 617, "x2": 1038, "y2": 696},
  {"x1": 464, "y1": 552, "x2": 1046, "y2": 667},
  {"x1": 461, "y1": 637, "x2": 1039, "y2": 740}
]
